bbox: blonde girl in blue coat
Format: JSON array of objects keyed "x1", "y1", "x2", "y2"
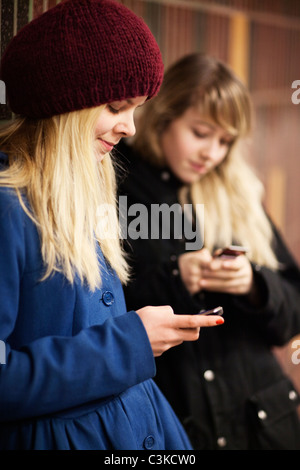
[{"x1": 0, "y1": 0, "x2": 223, "y2": 450}]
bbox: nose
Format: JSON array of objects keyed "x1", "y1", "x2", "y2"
[{"x1": 114, "y1": 112, "x2": 136, "y2": 138}]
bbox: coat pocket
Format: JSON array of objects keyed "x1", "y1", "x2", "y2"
[{"x1": 247, "y1": 377, "x2": 300, "y2": 449}]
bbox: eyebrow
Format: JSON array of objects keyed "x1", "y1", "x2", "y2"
[
  {"x1": 127, "y1": 98, "x2": 147, "y2": 106},
  {"x1": 192, "y1": 120, "x2": 234, "y2": 138},
  {"x1": 192, "y1": 120, "x2": 215, "y2": 129},
  {"x1": 112, "y1": 98, "x2": 146, "y2": 107}
]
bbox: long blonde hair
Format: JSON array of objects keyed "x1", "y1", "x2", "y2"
[
  {"x1": 0, "y1": 106, "x2": 129, "y2": 290},
  {"x1": 134, "y1": 53, "x2": 278, "y2": 269}
]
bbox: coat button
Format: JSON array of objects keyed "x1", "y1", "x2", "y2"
[
  {"x1": 101, "y1": 291, "x2": 114, "y2": 306},
  {"x1": 204, "y1": 370, "x2": 215, "y2": 381},
  {"x1": 161, "y1": 171, "x2": 170, "y2": 181},
  {"x1": 217, "y1": 436, "x2": 227, "y2": 448},
  {"x1": 143, "y1": 435, "x2": 155, "y2": 449},
  {"x1": 289, "y1": 390, "x2": 298, "y2": 401},
  {"x1": 258, "y1": 409, "x2": 267, "y2": 420}
]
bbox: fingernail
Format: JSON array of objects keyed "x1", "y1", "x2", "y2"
[{"x1": 216, "y1": 318, "x2": 224, "y2": 325}]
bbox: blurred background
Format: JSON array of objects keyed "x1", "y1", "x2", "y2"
[{"x1": 1, "y1": 0, "x2": 300, "y2": 407}]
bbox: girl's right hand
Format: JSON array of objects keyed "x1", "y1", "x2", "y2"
[
  {"x1": 178, "y1": 248, "x2": 212, "y2": 295},
  {"x1": 136, "y1": 305, "x2": 224, "y2": 357}
]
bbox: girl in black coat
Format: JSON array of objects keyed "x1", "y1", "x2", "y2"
[{"x1": 117, "y1": 53, "x2": 300, "y2": 450}]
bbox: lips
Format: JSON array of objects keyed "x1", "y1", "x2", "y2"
[
  {"x1": 99, "y1": 139, "x2": 115, "y2": 153},
  {"x1": 189, "y1": 160, "x2": 207, "y2": 174}
]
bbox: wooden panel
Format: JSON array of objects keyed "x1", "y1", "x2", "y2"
[
  {"x1": 265, "y1": 165, "x2": 286, "y2": 230},
  {"x1": 228, "y1": 13, "x2": 250, "y2": 85},
  {"x1": 17, "y1": 0, "x2": 30, "y2": 31}
]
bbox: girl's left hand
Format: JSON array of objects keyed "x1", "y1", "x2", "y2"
[{"x1": 199, "y1": 254, "x2": 254, "y2": 295}]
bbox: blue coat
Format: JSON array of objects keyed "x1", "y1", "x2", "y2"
[{"x1": 0, "y1": 154, "x2": 191, "y2": 450}]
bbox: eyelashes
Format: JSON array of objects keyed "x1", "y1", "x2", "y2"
[
  {"x1": 107, "y1": 105, "x2": 119, "y2": 115},
  {"x1": 192, "y1": 129, "x2": 234, "y2": 146}
]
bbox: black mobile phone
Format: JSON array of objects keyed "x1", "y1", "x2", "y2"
[
  {"x1": 198, "y1": 306, "x2": 223, "y2": 316},
  {"x1": 214, "y1": 245, "x2": 248, "y2": 258}
]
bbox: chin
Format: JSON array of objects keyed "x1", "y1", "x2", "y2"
[
  {"x1": 96, "y1": 152, "x2": 107, "y2": 163},
  {"x1": 183, "y1": 174, "x2": 202, "y2": 184}
]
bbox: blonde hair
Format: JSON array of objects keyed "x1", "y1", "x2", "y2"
[
  {"x1": 134, "y1": 53, "x2": 278, "y2": 269},
  {"x1": 0, "y1": 107, "x2": 129, "y2": 290}
]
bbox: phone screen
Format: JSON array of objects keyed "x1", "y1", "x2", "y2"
[{"x1": 214, "y1": 245, "x2": 248, "y2": 258}]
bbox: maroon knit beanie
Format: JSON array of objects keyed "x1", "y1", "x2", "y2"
[{"x1": 0, "y1": 0, "x2": 164, "y2": 119}]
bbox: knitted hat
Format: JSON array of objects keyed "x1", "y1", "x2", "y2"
[{"x1": 0, "y1": 0, "x2": 164, "y2": 119}]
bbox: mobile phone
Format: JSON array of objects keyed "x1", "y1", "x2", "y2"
[
  {"x1": 198, "y1": 306, "x2": 223, "y2": 316},
  {"x1": 214, "y1": 245, "x2": 248, "y2": 258}
]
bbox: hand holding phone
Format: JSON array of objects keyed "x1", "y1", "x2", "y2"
[
  {"x1": 201, "y1": 245, "x2": 253, "y2": 295},
  {"x1": 137, "y1": 305, "x2": 224, "y2": 356}
]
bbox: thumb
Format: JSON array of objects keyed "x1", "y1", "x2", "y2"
[{"x1": 195, "y1": 247, "x2": 212, "y2": 264}]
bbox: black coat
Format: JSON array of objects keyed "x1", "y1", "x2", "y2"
[{"x1": 116, "y1": 140, "x2": 300, "y2": 450}]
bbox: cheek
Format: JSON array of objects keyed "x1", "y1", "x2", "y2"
[
  {"x1": 94, "y1": 124, "x2": 104, "y2": 139},
  {"x1": 162, "y1": 128, "x2": 190, "y2": 164},
  {"x1": 214, "y1": 148, "x2": 229, "y2": 167},
  {"x1": 94, "y1": 111, "x2": 116, "y2": 138}
]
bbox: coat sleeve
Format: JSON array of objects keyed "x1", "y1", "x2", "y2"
[
  {"x1": 0, "y1": 188, "x2": 155, "y2": 422},
  {"x1": 231, "y1": 220, "x2": 300, "y2": 346}
]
